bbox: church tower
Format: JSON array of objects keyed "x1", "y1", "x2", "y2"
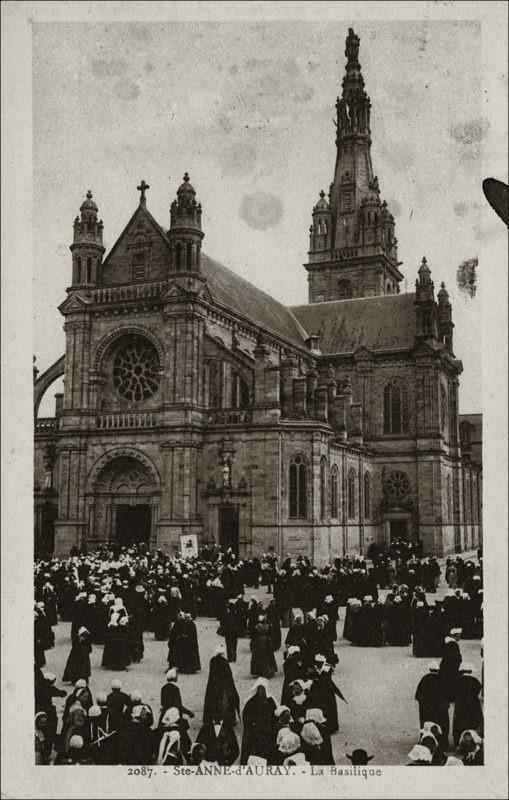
[
  {"x1": 70, "y1": 191, "x2": 105, "y2": 287},
  {"x1": 305, "y1": 28, "x2": 403, "y2": 302},
  {"x1": 168, "y1": 173, "x2": 204, "y2": 274}
]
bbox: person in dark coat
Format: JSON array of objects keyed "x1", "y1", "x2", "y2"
[
  {"x1": 167, "y1": 613, "x2": 201, "y2": 674},
  {"x1": 156, "y1": 707, "x2": 191, "y2": 763},
  {"x1": 284, "y1": 613, "x2": 309, "y2": 656},
  {"x1": 221, "y1": 601, "x2": 240, "y2": 663},
  {"x1": 266, "y1": 599, "x2": 282, "y2": 652},
  {"x1": 240, "y1": 678, "x2": 277, "y2": 764},
  {"x1": 196, "y1": 714, "x2": 240, "y2": 766},
  {"x1": 36, "y1": 671, "x2": 67, "y2": 757},
  {"x1": 106, "y1": 679, "x2": 131, "y2": 733},
  {"x1": 102, "y1": 617, "x2": 130, "y2": 671},
  {"x1": 159, "y1": 668, "x2": 194, "y2": 726},
  {"x1": 414, "y1": 663, "x2": 450, "y2": 749},
  {"x1": 153, "y1": 593, "x2": 170, "y2": 641},
  {"x1": 281, "y1": 647, "x2": 305, "y2": 707},
  {"x1": 251, "y1": 616, "x2": 277, "y2": 678},
  {"x1": 62, "y1": 679, "x2": 93, "y2": 736},
  {"x1": 343, "y1": 598, "x2": 361, "y2": 642},
  {"x1": 385, "y1": 596, "x2": 412, "y2": 646},
  {"x1": 248, "y1": 598, "x2": 261, "y2": 640},
  {"x1": 116, "y1": 704, "x2": 155, "y2": 765},
  {"x1": 304, "y1": 708, "x2": 334, "y2": 764},
  {"x1": 440, "y1": 628, "x2": 462, "y2": 702},
  {"x1": 202, "y1": 646, "x2": 240, "y2": 726},
  {"x1": 307, "y1": 657, "x2": 346, "y2": 734},
  {"x1": 452, "y1": 664, "x2": 484, "y2": 746},
  {"x1": 156, "y1": 728, "x2": 184, "y2": 766},
  {"x1": 300, "y1": 721, "x2": 328, "y2": 765},
  {"x1": 63, "y1": 627, "x2": 92, "y2": 684},
  {"x1": 412, "y1": 602, "x2": 431, "y2": 657},
  {"x1": 288, "y1": 679, "x2": 312, "y2": 732}
]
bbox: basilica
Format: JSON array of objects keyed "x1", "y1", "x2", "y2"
[{"x1": 34, "y1": 29, "x2": 482, "y2": 562}]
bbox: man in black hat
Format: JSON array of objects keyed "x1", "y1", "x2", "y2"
[{"x1": 346, "y1": 749, "x2": 373, "y2": 765}]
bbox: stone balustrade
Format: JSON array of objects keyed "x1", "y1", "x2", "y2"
[
  {"x1": 96, "y1": 412, "x2": 157, "y2": 429},
  {"x1": 207, "y1": 408, "x2": 252, "y2": 425},
  {"x1": 92, "y1": 281, "x2": 167, "y2": 304},
  {"x1": 35, "y1": 417, "x2": 58, "y2": 434}
]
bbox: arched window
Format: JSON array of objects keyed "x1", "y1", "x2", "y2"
[
  {"x1": 231, "y1": 371, "x2": 249, "y2": 409},
  {"x1": 459, "y1": 421, "x2": 473, "y2": 443},
  {"x1": 187, "y1": 242, "x2": 193, "y2": 270},
  {"x1": 176, "y1": 242, "x2": 182, "y2": 272},
  {"x1": 347, "y1": 468, "x2": 356, "y2": 519},
  {"x1": 337, "y1": 279, "x2": 353, "y2": 299},
  {"x1": 320, "y1": 457, "x2": 327, "y2": 519},
  {"x1": 383, "y1": 380, "x2": 409, "y2": 435},
  {"x1": 386, "y1": 282, "x2": 392, "y2": 294},
  {"x1": 364, "y1": 472, "x2": 371, "y2": 519},
  {"x1": 331, "y1": 466, "x2": 339, "y2": 519},
  {"x1": 289, "y1": 456, "x2": 307, "y2": 519},
  {"x1": 76, "y1": 256, "x2": 82, "y2": 283},
  {"x1": 447, "y1": 474, "x2": 453, "y2": 521},
  {"x1": 86, "y1": 257, "x2": 92, "y2": 283},
  {"x1": 207, "y1": 359, "x2": 223, "y2": 409}
]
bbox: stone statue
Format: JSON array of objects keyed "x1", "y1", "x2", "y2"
[{"x1": 345, "y1": 28, "x2": 360, "y2": 64}]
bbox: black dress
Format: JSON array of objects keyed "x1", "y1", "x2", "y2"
[
  {"x1": 251, "y1": 623, "x2": 277, "y2": 678},
  {"x1": 452, "y1": 675, "x2": 483, "y2": 746},
  {"x1": 203, "y1": 654, "x2": 240, "y2": 726},
  {"x1": 240, "y1": 694, "x2": 277, "y2": 764},
  {"x1": 62, "y1": 637, "x2": 92, "y2": 683}
]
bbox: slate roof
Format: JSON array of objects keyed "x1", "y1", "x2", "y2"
[
  {"x1": 290, "y1": 293, "x2": 417, "y2": 354},
  {"x1": 201, "y1": 253, "x2": 308, "y2": 346}
]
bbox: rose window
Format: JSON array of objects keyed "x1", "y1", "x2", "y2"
[
  {"x1": 384, "y1": 471, "x2": 410, "y2": 502},
  {"x1": 112, "y1": 337, "x2": 160, "y2": 401}
]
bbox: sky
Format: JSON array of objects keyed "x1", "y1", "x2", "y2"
[{"x1": 32, "y1": 18, "x2": 506, "y2": 415}]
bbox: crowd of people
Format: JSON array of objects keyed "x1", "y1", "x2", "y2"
[{"x1": 34, "y1": 541, "x2": 484, "y2": 767}]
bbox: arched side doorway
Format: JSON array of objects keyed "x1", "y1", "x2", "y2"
[{"x1": 86, "y1": 455, "x2": 160, "y2": 549}]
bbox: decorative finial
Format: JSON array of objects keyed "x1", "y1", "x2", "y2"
[
  {"x1": 86, "y1": 190, "x2": 93, "y2": 199},
  {"x1": 137, "y1": 180, "x2": 150, "y2": 207},
  {"x1": 183, "y1": 172, "x2": 190, "y2": 183},
  {"x1": 319, "y1": 190, "x2": 325, "y2": 198}
]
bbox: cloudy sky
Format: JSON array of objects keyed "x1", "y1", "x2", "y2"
[{"x1": 32, "y1": 17, "x2": 506, "y2": 414}]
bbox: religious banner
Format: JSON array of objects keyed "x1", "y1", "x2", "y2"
[{"x1": 180, "y1": 533, "x2": 198, "y2": 559}]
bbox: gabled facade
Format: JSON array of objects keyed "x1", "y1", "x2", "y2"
[{"x1": 34, "y1": 29, "x2": 482, "y2": 562}]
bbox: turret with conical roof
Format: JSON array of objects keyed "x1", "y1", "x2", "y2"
[
  {"x1": 70, "y1": 190, "x2": 105, "y2": 287},
  {"x1": 168, "y1": 173, "x2": 204, "y2": 273},
  {"x1": 305, "y1": 28, "x2": 403, "y2": 302}
]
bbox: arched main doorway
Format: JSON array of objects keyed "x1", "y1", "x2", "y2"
[{"x1": 88, "y1": 454, "x2": 159, "y2": 548}]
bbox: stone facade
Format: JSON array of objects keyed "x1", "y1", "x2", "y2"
[{"x1": 34, "y1": 29, "x2": 482, "y2": 563}]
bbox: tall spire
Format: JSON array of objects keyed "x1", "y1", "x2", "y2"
[{"x1": 305, "y1": 28, "x2": 403, "y2": 302}]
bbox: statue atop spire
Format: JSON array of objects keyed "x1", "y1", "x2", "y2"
[{"x1": 345, "y1": 27, "x2": 360, "y2": 66}]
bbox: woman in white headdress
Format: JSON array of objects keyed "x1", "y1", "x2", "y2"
[
  {"x1": 156, "y1": 728, "x2": 183, "y2": 766},
  {"x1": 456, "y1": 729, "x2": 483, "y2": 765},
  {"x1": 240, "y1": 678, "x2": 277, "y2": 764},
  {"x1": 452, "y1": 664, "x2": 483, "y2": 747}
]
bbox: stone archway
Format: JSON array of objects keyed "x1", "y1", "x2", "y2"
[{"x1": 86, "y1": 453, "x2": 160, "y2": 548}]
